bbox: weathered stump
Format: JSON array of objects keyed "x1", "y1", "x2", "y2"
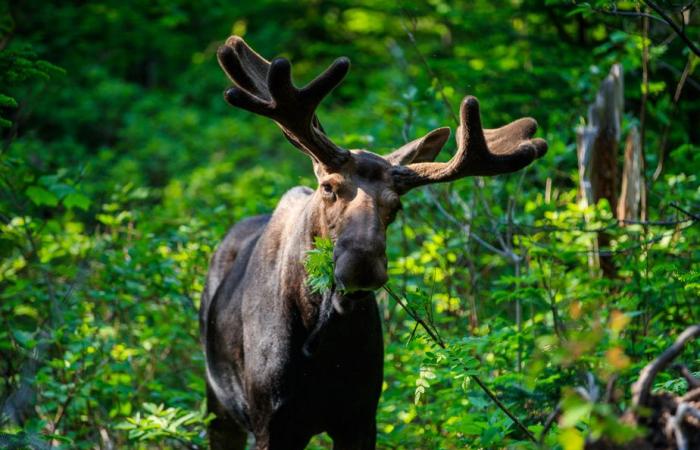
[{"x1": 576, "y1": 63, "x2": 623, "y2": 277}]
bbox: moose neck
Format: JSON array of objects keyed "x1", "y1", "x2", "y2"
[
  {"x1": 274, "y1": 190, "x2": 369, "y2": 327},
  {"x1": 275, "y1": 191, "x2": 330, "y2": 328}
]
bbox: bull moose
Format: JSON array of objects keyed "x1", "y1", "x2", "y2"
[{"x1": 199, "y1": 36, "x2": 547, "y2": 450}]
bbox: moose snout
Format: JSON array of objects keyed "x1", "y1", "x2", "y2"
[{"x1": 334, "y1": 243, "x2": 388, "y2": 293}]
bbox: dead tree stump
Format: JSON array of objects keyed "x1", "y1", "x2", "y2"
[{"x1": 576, "y1": 64, "x2": 623, "y2": 277}]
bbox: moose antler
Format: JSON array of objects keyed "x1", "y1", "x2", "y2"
[
  {"x1": 391, "y1": 96, "x2": 548, "y2": 193},
  {"x1": 217, "y1": 36, "x2": 351, "y2": 168}
]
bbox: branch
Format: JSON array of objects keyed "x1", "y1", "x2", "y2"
[
  {"x1": 642, "y1": 0, "x2": 700, "y2": 57},
  {"x1": 423, "y1": 188, "x2": 516, "y2": 261},
  {"x1": 594, "y1": 7, "x2": 668, "y2": 24},
  {"x1": 384, "y1": 285, "x2": 444, "y2": 347},
  {"x1": 670, "y1": 202, "x2": 700, "y2": 222},
  {"x1": 632, "y1": 325, "x2": 700, "y2": 407},
  {"x1": 539, "y1": 403, "x2": 562, "y2": 444},
  {"x1": 659, "y1": 61, "x2": 700, "y2": 92},
  {"x1": 383, "y1": 285, "x2": 537, "y2": 442},
  {"x1": 399, "y1": 12, "x2": 459, "y2": 125}
]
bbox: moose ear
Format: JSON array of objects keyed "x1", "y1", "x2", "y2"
[{"x1": 384, "y1": 127, "x2": 451, "y2": 166}]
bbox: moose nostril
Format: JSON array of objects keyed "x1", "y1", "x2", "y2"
[
  {"x1": 351, "y1": 242, "x2": 386, "y2": 258},
  {"x1": 334, "y1": 250, "x2": 388, "y2": 293}
]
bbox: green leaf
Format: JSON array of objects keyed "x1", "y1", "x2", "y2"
[
  {"x1": 0, "y1": 94, "x2": 18, "y2": 107},
  {"x1": 64, "y1": 192, "x2": 91, "y2": 211},
  {"x1": 561, "y1": 400, "x2": 593, "y2": 427},
  {"x1": 566, "y1": 3, "x2": 592, "y2": 17},
  {"x1": 26, "y1": 186, "x2": 58, "y2": 207}
]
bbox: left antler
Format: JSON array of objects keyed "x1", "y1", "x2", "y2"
[
  {"x1": 217, "y1": 36, "x2": 351, "y2": 168},
  {"x1": 391, "y1": 96, "x2": 548, "y2": 193}
]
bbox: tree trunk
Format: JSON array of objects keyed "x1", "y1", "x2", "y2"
[{"x1": 576, "y1": 64, "x2": 623, "y2": 278}]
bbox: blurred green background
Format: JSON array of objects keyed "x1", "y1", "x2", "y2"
[{"x1": 1, "y1": 0, "x2": 699, "y2": 448}]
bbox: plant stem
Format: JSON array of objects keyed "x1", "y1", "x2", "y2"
[{"x1": 383, "y1": 285, "x2": 537, "y2": 442}]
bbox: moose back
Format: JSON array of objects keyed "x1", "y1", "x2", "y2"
[{"x1": 199, "y1": 36, "x2": 547, "y2": 450}]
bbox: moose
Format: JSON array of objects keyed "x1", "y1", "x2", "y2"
[{"x1": 200, "y1": 35, "x2": 547, "y2": 450}]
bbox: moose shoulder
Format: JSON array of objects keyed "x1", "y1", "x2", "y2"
[{"x1": 199, "y1": 36, "x2": 547, "y2": 450}]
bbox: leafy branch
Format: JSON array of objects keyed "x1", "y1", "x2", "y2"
[{"x1": 117, "y1": 402, "x2": 214, "y2": 449}]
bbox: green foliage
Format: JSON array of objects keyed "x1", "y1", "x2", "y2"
[
  {"x1": 2, "y1": 0, "x2": 700, "y2": 449},
  {"x1": 0, "y1": 44, "x2": 63, "y2": 127},
  {"x1": 304, "y1": 237, "x2": 336, "y2": 294},
  {"x1": 117, "y1": 403, "x2": 214, "y2": 446}
]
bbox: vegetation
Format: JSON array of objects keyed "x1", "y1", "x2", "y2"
[{"x1": 1, "y1": 0, "x2": 699, "y2": 448}]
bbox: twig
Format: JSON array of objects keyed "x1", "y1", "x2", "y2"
[
  {"x1": 674, "y1": 364, "x2": 700, "y2": 390},
  {"x1": 604, "y1": 374, "x2": 619, "y2": 404},
  {"x1": 670, "y1": 403, "x2": 689, "y2": 450},
  {"x1": 682, "y1": 387, "x2": 700, "y2": 402},
  {"x1": 642, "y1": 0, "x2": 700, "y2": 57},
  {"x1": 399, "y1": 12, "x2": 459, "y2": 124},
  {"x1": 511, "y1": 216, "x2": 694, "y2": 233},
  {"x1": 523, "y1": 219, "x2": 697, "y2": 258},
  {"x1": 632, "y1": 325, "x2": 700, "y2": 407},
  {"x1": 539, "y1": 403, "x2": 562, "y2": 444},
  {"x1": 535, "y1": 255, "x2": 564, "y2": 339},
  {"x1": 592, "y1": 4, "x2": 667, "y2": 23},
  {"x1": 384, "y1": 285, "x2": 443, "y2": 347},
  {"x1": 670, "y1": 202, "x2": 700, "y2": 222},
  {"x1": 470, "y1": 375, "x2": 536, "y2": 441},
  {"x1": 424, "y1": 188, "x2": 515, "y2": 260},
  {"x1": 639, "y1": 8, "x2": 650, "y2": 222},
  {"x1": 383, "y1": 285, "x2": 537, "y2": 442},
  {"x1": 653, "y1": 52, "x2": 693, "y2": 181},
  {"x1": 659, "y1": 60, "x2": 700, "y2": 92}
]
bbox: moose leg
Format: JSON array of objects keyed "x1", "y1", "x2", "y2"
[
  {"x1": 251, "y1": 407, "x2": 313, "y2": 450},
  {"x1": 207, "y1": 384, "x2": 248, "y2": 450},
  {"x1": 254, "y1": 433, "x2": 310, "y2": 450},
  {"x1": 329, "y1": 419, "x2": 377, "y2": 450},
  {"x1": 252, "y1": 431, "x2": 310, "y2": 450}
]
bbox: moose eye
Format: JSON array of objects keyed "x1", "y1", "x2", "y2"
[{"x1": 320, "y1": 183, "x2": 335, "y2": 199}]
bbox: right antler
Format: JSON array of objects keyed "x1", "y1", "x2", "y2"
[
  {"x1": 217, "y1": 36, "x2": 351, "y2": 168},
  {"x1": 390, "y1": 96, "x2": 548, "y2": 193}
]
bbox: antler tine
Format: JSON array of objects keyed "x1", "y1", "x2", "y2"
[
  {"x1": 301, "y1": 57, "x2": 352, "y2": 107},
  {"x1": 219, "y1": 36, "x2": 271, "y2": 101},
  {"x1": 391, "y1": 96, "x2": 547, "y2": 193},
  {"x1": 217, "y1": 36, "x2": 351, "y2": 168}
]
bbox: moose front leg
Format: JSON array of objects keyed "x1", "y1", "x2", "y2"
[
  {"x1": 206, "y1": 383, "x2": 248, "y2": 450},
  {"x1": 253, "y1": 409, "x2": 313, "y2": 450},
  {"x1": 329, "y1": 419, "x2": 377, "y2": 450}
]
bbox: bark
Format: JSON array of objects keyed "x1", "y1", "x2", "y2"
[
  {"x1": 576, "y1": 64, "x2": 623, "y2": 277},
  {"x1": 617, "y1": 126, "x2": 643, "y2": 223}
]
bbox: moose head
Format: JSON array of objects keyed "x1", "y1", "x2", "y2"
[{"x1": 217, "y1": 36, "x2": 547, "y2": 296}]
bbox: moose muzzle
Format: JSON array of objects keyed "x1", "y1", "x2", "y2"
[{"x1": 334, "y1": 242, "x2": 388, "y2": 293}]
